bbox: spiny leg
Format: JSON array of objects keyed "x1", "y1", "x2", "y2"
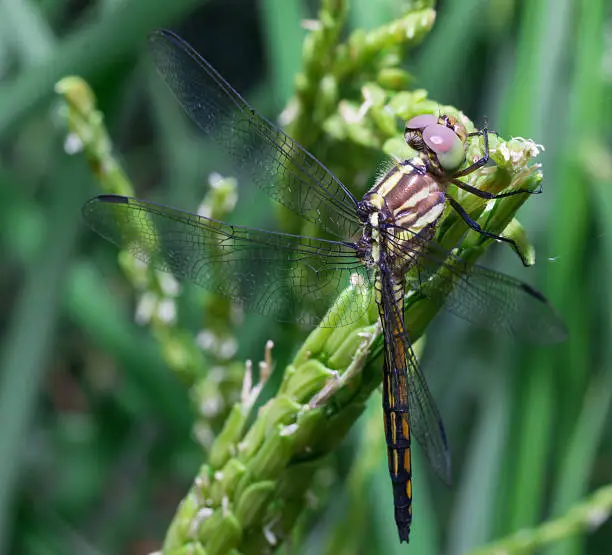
[
  {"x1": 455, "y1": 118, "x2": 541, "y2": 198},
  {"x1": 453, "y1": 118, "x2": 492, "y2": 177},
  {"x1": 452, "y1": 177, "x2": 540, "y2": 200},
  {"x1": 446, "y1": 195, "x2": 531, "y2": 266}
]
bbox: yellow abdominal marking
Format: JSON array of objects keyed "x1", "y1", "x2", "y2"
[
  {"x1": 406, "y1": 478, "x2": 412, "y2": 499},
  {"x1": 390, "y1": 411, "x2": 397, "y2": 443},
  {"x1": 401, "y1": 414, "x2": 410, "y2": 440},
  {"x1": 403, "y1": 448, "x2": 411, "y2": 473},
  {"x1": 392, "y1": 449, "x2": 399, "y2": 476}
]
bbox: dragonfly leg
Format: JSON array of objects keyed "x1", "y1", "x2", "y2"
[
  {"x1": 455, "y1": 119, "x2": 541, "y2": 197},
  {"x1": 452, "y1": 177, "x2": 540, "y2": 200},
  {"x1": 446, "y1": 195, "x2": 531, "y2": 266},
  {"x1": 453, "y1": 120, "x2": 542, "y2": 196},
  {"x1": 453, "y1": 119, "x2": 492, "y2": 177}
]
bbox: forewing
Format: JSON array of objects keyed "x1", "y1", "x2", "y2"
[
  {"x1": 148, "y1": 29, "x2": 361, "y2": 240},
  {"x1": 84, "y1": 195, "x2": 372, "y2": 327}
]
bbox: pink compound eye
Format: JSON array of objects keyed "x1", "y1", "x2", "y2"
[
  {"x1": 423, "y1": 124, "x2": 465, "y2": 170},
  {"x1": 422, "y1": 124, "x2": 457, "y2": 153},
  {"x1": 405, "y1": 114, "x2": 438, "y2": 130}
]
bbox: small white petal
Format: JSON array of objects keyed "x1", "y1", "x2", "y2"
[{"x1": 63, "y1": 133, "x2": 83, "y2": 154}]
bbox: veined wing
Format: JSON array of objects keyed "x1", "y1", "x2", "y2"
[
  {"x1": 419, "y1": 256, "x2": 567, "y2": 343},
  {"x1": 377, "y1": 270, "x2": 450, "y2": 543},
  {"x1": 383, "y1": 226, "x2": 567, "y2": 343},
  {"x1": 84, "y1": 195, "x2": 372, "y2": 328},
  {"x1": 148, "y1": 29, "x2": 361, "y2": 240}
]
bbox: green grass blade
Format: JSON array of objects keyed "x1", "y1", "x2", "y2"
[{"x1": 0, "y1": 156, "x2": 86, "y2": 554}]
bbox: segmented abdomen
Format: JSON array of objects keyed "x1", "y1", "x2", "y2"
[{"x1": 376, "y1": 277, "x2": 414, "y2": 543}]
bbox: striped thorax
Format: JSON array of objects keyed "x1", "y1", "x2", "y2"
[{"x1": 356, "y1": 113, "x2": 469, "y2": 277}]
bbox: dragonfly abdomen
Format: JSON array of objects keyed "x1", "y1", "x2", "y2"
[
  {"x1": 383, "y1": 373, "x2": 413, "y2": 543},
  {"x1": 377, "y1": 278, "x2": 415, "y2": 543}
]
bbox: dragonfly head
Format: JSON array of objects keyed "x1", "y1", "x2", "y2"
[{"x1": 404, "y1": 113, "x2": 468, "y2": 173}]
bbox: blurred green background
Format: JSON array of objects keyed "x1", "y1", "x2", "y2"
[{"x1": 1, "y1": 0, "x2": 611, "y2": 554}]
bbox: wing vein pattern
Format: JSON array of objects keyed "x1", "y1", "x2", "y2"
[
  {"x1": 84, "y1": 195, "x2": 372, "y2": 327},
  {"x1": 149, "y1": 29, "x2": 361, "y2": 240}
]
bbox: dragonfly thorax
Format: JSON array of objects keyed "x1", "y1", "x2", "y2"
[
  {"x1": 356, "y1": 161, "x2": 447, "y2": 275},
  {"x1": 364, "y1": 162, "x2": 446, "y2": 231}
]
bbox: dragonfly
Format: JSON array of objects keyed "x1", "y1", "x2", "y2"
[{"x1": 82, "y1": 29, "x2": 567, "y2": 543}]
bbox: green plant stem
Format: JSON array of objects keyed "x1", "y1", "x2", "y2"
[{"x1": 471, "y1": 484, "x2": 612, "y2": 555}]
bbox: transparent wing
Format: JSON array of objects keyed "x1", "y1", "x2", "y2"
[
  {"x1": 84, "y1": 195, "x2": 372, "y2": 328},
  {"x1": 421, "y1": 257, "x2": 567, "y2": 343},
  {"x1": 148, "y1": 29, "x2": 361, "y2": 240},
  {"x1": 384, "y1": 227, "x2": 568, "y2": 343},
  {"x1": 378, "y1": 272, "x2": 451, "y2": 486}
]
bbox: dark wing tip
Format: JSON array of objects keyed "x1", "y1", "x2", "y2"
[
  {"x1": 519, "y1": 282, "x2": 546, "y2": 302},
  {"x1": 519, "y1": 283, "x2": 569, "y2": 343},
  {"x1": 82, "y1": 194, "x2": 129, "y2": 221},
  {"x1": 96, "y1": 194, "x2": 129, "y2": 204}
]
